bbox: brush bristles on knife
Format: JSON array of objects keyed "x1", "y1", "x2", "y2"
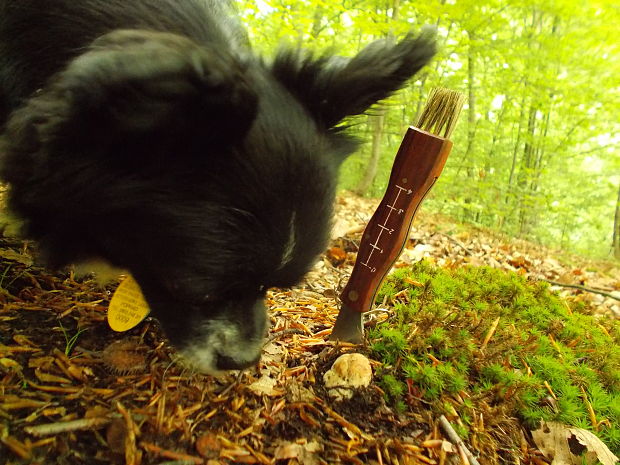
[
  {"x1": 330, "y1": 88, "x2": 465, "y2": 343},
  {"x1": 416, "y1": 88, "x2": 464, "y2": 138}
]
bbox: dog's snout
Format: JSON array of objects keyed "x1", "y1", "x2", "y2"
[
  {"x1": 215, "y1": 351, "x2": 260, "y2": 371},
  {"x1": 170, "y1": 297, "x2": 267, "y2": 374},
  {"x1": 179, "y1": 327, "x2": 264, "y2": 374}
]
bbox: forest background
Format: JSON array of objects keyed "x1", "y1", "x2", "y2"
[{"x1": 237, "y1": 0, "x2": 620, "y2": 259}]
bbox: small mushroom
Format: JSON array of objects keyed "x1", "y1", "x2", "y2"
[{"x1": 323, "y1": 353, "x2": 372, "y2": 400}]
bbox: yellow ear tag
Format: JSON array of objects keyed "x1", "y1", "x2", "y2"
[{"x1": 108, "y1": 275, "x2": 150, "y2": 332}]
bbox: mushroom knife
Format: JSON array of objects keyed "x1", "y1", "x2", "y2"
[{"x1": 331, "y1": 88, "x2": 465, "y2": 343}]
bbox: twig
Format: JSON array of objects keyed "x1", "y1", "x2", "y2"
[
  {"x1": 438, "y1": 233, "x2": 473, "y2": 256},
  {"x1": 141, "y1": 441, "x2": 203, "y2": 464},
  {"x1": 458, "y1": 444, "x2": 470, "y2": 465},
  {"x1": 316, "y1": 400, "x2": 373, "y2": 440},
  {"x1": 24, "y1": 417, "x2": 111, "y2": 437},
  {"x1": 216, "y1": 370, "x2": 245, "y2": 398},
  {"x1": 117, "y1": 402, "x2": 140, "y2": 465},
  {"x1": 540, "y1": 278, "x2": 620, "y2": 301},
  {"x1": 480, "y1": 317, "x2": 500, "y2": 352},
  {"x1": 1, "y1": 436, "x2": 31, "y2": 460},
  {"x1": 580, "y1": 386, "x2": 599, "y2": 432},
  {"x1": 266, "y1": 328, "x2": 304, "y2": 343},
  {"x1": 543, "y1": 381, "x2": 557, "y2": 400},
  {"x1": 376, "y1": 443, "x2": 384, "y2": 465},
  {"x1": 438, "y1": 415, "x2": 480, "y2": 465}
]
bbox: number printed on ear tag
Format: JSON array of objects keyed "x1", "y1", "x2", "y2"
[{"x1": 108, "y1": 275, "x2": 150, "y2": 332}]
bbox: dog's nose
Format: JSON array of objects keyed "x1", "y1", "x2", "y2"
[{"x1": 215, "y1": 351, "x2": 260, "y2": 371}]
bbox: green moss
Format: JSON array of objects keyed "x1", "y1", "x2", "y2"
[
  {"x1": 381, "y1": 373, "x2": 405, "y2": 398},
  {"x1": 369, "y1": 260, "x2": 620, "y2": 454}
]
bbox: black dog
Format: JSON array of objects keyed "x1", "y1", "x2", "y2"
[{"x1": 0, "y1": 0, "x2": 435, "y2": 372}]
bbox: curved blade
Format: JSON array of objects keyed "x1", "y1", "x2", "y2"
[{"x1": 330, "y1": 304, "x2": 364, "y2": 343}]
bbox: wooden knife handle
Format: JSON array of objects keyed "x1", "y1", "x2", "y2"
[{"x1": 340, "y1": 126, "x2": 453, "y2": 313}]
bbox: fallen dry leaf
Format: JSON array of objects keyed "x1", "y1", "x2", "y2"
[
  {"x1": 326, "y1": 247, "x2": 347, "y2": 267},
  {"x1": 532, "y1": 421, "x2": 619, "y2": 465},
  {"x1": 196, "y1": 432, "x2": 221, "y2": 459},
  {"x1": 274, "y1": 441, "x2": 323, "y2": 465},
  {"x1": 247, "y1": 375, "x2": 283, "y2": 397}
]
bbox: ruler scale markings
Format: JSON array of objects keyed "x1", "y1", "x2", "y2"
[{"x1": 361, "y1": 184, "x2": 412, "y2": 273}]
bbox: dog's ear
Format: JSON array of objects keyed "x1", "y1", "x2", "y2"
[
  {"x1": 7, "y1": 30, "x2": 258, "y2": 161},
  {"x1": 272, "y1": 29, "x2": 436, "y2": 128}
]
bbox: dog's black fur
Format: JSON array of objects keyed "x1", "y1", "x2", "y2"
[{"x1": 0, "y1": 0, "x2": 435, "y2": 372}]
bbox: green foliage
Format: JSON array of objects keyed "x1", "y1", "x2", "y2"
[
  {"x1": 369, "y1": 260, "x2": 620, "y2": 453},
  {"x1": 58, "y1": 320, "x2": 87, "y2": 357},
  {"x1": 237, "y1": 0, "x2": 620, "y2": 258}
]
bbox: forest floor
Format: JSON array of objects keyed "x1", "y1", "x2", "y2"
[{"x1": 1, "y1": 192, "x2": 619, "y2": 465}]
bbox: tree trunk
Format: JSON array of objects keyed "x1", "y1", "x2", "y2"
[
  {"x1": 517, "y1": 104, "x2": 537, "y2": 235},
  {"x1": 354, "y1": 111, "x2": 386, "y2": 196},
  {"x1": 486, "y1": 101, "x2": 506, "y2": 170},
  {"x1": 310, "y1": 5, "x2": 324, "y2": 39},
  {"x1": 465, "y1": 31, "x2": 477, "y2": 166},
  {"x1": 613, "y1": 181, "x2": 620, "y2": 259},
  {"x1": 415, "y1": 77, "x2": 427, "y2": 121},
  {"x1": 530, "y1": 105, "x2": 551, "y2": 195},
  {"x1": 454, "y1": 29, "x2": 478, "y2": 221},
  {"x1": 352, "y1": 0, "x2": 398, "y2": 196},
  {"x1": 498, "y1": 93, "x2": 526, "y2": 229},
  {"x1": 391, "y1": 0, "x2": 400, "y2": 22}
]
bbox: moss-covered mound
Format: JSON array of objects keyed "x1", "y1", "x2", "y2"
[{"x1": 368, "y1": 261, "x2": 620, "y2": 456}]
